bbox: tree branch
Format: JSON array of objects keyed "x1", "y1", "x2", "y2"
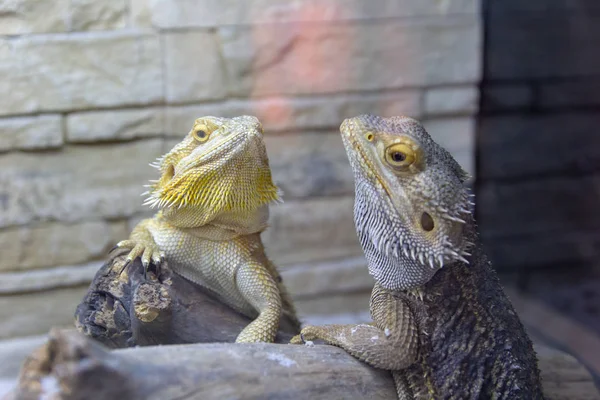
[
  {"x1": 74, "y1": 252, "x2": 298, "y2": 348},
  {"x1": 10, "y1": 329, "x2": 600, "y2": 400}
]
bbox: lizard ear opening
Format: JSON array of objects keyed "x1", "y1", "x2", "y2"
[
  {"x1": 421, "y1": 212, "x2": 434, "y2": 232},
  {"x1": 154, "y1": 163, "x2": 175, "y2": 191},
  {"x1": 165, "y1": 164, "x2": 175, "y2": 180}
]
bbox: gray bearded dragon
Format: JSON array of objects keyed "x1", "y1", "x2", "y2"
[
  {"x1": 116, "y1": 115, "x2": 300, "y2": 343},
  {"x1": 291, "y1": 115, "x2": 544, "y2": 399}
]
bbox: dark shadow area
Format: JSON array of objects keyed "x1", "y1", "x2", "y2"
[{"x1": 477, "y1": 0, "x2": 600, "y2": 380}]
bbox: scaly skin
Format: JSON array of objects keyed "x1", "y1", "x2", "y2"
[
  {"x1": 291, "y1": 115, "x2": 544, "y2": 399},
  {"x1": 117, "y1": 115, "x2": 300, "y2": 343}
]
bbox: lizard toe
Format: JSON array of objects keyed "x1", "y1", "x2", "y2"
[{"x1": 289, "y1": 334, "x2": 304, "y2": 345}]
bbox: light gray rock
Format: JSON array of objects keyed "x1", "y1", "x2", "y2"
[
  {"x1": 130, "y1": 0, "x2": 153, "y2": 27},
  {"x1": 422, "y1": 117, "x2": 475, "y2": 175},
  {"x1": 0, "y1": 334, "x2": 47, "y2": 379},
  {"x1": 69, "y1": 0, "x2": 126, "y2": 31},
  {"x1": 0, "y1": 139, "x2": 163, "y2": 228},
  {"x1": 0, "y1": 262, "x2": 101, "y2": 294},
  {"x1": 266, "y1": 131, "x2": 354, "y2": 199},
  {"x1": 0, "y1": 378, "x2": 15, "y2": 398},
  {"x1": 219, "y1": 16, "x2": 481, "y2": 96},
  {"x1": 0, "y1": 115, "x2": 63, "y2": 151},
  {"x1": 138, "y1": 0, "x2": 479, "y2": 28},
  {"x1": 263, "y1": 196, "x2": 363, "y2": 266},
  {"x1": 424, "y1": 86, "x2": 479, "y2": 116},
  {"x1": 0, "y1": 0, "x2": 127, "y2": 34},
  {"x1": 0, "y1": 286, "x2": 86, "y2": 339},
  {"x1": 164, "y1": 90, "x2": 421, "y2": 135},
  {"x1": 164, "y1": 31, "x2": 228, "y2": 103},
  {"x1": 281, "y1": 257, "x2": 371, "y2": 298},
  {"x1": 0, "y1": 33, "x2": 162, "y2": 116},
  {"x1": 0, "y1": 220, "x2": 127, "y2": 272},
  {"x1": 295, "y1": 291, "x2": 372, "y2": 321},
  {"x1": 0, "y1": 0, "x2": 69, "y2": 34},
  {"x1": 302, "y1": 310, "x2": 372, "y2": 327},
  {"x1": 67, "y1": 108, "x2": 164, "y2": 142}
]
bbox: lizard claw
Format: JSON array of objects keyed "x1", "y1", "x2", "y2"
[
  {"x1": 142, "y1": 259, "x2": 149, "y2": 280},
  {"x1": 290, "y1": 327, "x2": 319, "y2": 345},
  {"x1": 118, "y1": 258, "x2": 132, "y2": 275},
  {"x1": 114, "y1": 239, "x2": 163, "y2": 279}
]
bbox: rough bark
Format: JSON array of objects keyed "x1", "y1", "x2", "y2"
[
  {"x1": 74, "y1": 252, "x2": 297, "y2": 348},
  {"x1": 9, "y1": 329, "x2": 599, "y2": 400}
]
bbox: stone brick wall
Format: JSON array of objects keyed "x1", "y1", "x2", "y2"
[
  {"x1": 478, "y1": 0, "x2": 600, "y2": 273},
  {"x1": 0, "y1": 0, "x2": 481, "y2": 341}
]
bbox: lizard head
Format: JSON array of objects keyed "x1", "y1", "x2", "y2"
[
  {"x1": 340, "y1": 114, "x2": 473, "y2": 290},
  {"x1": 143, "y1": 116, "x2": 280, "y2": 222}
]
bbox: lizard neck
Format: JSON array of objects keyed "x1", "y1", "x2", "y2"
[
  {"x1": 354, "y1": 176, "x2": 476, "y2": 291},
  {"x1": 158, "y1": 205, "x2": 270, "y2": 240}
]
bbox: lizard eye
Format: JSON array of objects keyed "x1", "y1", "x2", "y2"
[
  {"x1": 385, "y1": 143, "x2": 415, "y2": 169},
  {"x1": 192, "y1": 124, "x2": 210, "y2": 142},
  {"x1": 365, "y1": 132, "x2": 374, "y2": 141}
]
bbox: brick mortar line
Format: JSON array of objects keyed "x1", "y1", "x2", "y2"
[
  {"x1": 0, "y1": 114, "x2": 477, "y2": 156},
  {"x1": 158, "y1": 12, "x2": 479, "y2": 32},
  {"x1": 0, "y1": 83, "x2": 480, "y2": 120},
  {"x1": 0, "y1": 135, "x2": 166, "y2": 156},
  {"x1": 0, "y1": 28, "x2": 157, "y2": 41},
  {"x1": 0, "y1": 13, "x2": 480, "y2": 41}
]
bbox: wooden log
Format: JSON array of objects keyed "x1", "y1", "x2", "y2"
[
  {"x1": 9, "y1": 329, "x2": 600, "y2": 400},
  {"x1": 74, "y1": 252, "x2": 298, "y2": 348}
]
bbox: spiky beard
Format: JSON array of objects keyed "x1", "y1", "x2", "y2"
[
  {"x1": 353, "y1": 178, "x2": 474, "y2": 291},
  {"x1": 141, "y1": 144, "x2": 281, "y2": 215}
]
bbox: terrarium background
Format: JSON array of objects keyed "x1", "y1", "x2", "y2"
[{"x1": 0, "y1": 0, "x2": 598, "y2": 388}]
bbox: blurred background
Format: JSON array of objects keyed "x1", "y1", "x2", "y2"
[{"x1": 0, "y1": 0, "x2": 598, "y2": 392}]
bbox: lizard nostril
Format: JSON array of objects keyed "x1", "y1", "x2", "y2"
[{"x1": 421, "y1": 212, "x2": 434, "y2": 232}]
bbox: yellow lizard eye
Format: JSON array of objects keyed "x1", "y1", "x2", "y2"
[
  {"x1": 192, "y1": 124, "x2": 210, "y2": 142},
  {"x1": 385, "y1": 143, "x2": 416, "y2": 169},
  {"x1": 365, "y1": 132, "x2": 374, "y2": 141}
]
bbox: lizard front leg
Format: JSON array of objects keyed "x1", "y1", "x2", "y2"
[
  {"x1": 235, "y1": 261, "x2": 282, "y2": 343},
  {"x1": 115, "y1": 218, "x2": 164, "y2": 277},
  {"x1": 290, "y1": 285, "x2": 419, "y2": 371}
]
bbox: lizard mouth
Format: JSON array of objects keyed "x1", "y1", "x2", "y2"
[{"x1": 340, "y1": 120, "x2": 386, "y2": 186}]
